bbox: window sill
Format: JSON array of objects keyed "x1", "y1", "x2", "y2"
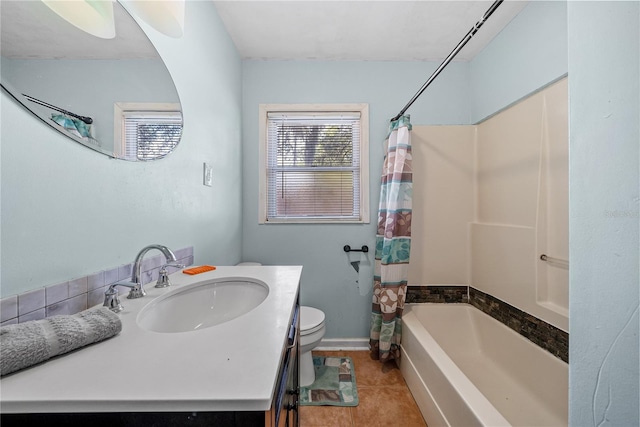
[{"x1": 260, "y1": 218, "x2": 369, "y2": 225}]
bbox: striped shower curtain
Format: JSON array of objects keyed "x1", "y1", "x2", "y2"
[{"x1": 370, "y1": 115, "x2": 413, "y2": 363}]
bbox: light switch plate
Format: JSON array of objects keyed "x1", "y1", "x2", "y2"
[{"x1": 203, "y1": 163, "x2": 213, "y2": 187}]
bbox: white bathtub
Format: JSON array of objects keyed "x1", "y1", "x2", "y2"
[{"x1": 400, "y1": 304, "x2": 568, "y2": 427}]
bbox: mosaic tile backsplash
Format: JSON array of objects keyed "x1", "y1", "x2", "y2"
[
  {"x1": 407, "y1": 284, "x2": 569, "y2": 363},
  {"x1": 0, "y1": 247, "x2": 193, "y2": 326},
  {"x1": 469, "y1": 287, "x2": 569, "y2": 363},
  {"x1": 406, "y1": 285, "x2": 468, "y2": 304}
]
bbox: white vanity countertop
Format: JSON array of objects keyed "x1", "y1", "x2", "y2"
[{"x1": 0, "y1": 265, "x2": 302, "y2": 414}]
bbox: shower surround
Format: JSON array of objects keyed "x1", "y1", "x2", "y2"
[
  {"x1": 402, "y1": 76, "x2": 569, "y2": 426},
  {"x1": 407, "y1": 78, "x2": 569, "y2": 335}
]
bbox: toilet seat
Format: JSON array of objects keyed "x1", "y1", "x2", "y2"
[{"x1": 300, "y1": 306, "x2": 325, "y2": 336}]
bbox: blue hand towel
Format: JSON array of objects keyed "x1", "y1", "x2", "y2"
[{"x1": 1, "y1": 306, "x2": 121, "y2": 376}]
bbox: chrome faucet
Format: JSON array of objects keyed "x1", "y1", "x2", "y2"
[
  {"x1": 103, "y1": 244, "x2": 184, "y2": 311},
  {"x1": 130, "y1": 244, "x2": 183, "y2": 292}
]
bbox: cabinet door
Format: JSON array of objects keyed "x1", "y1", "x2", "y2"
[
  {"x1": 285, "y1": 304, "x2": 300, "y2": 427},
  {"x1": 270, "y1": 303, "x2": 300, "y2": 427},
  {"x1": 277, "y1": 351, "x2": 298, "y2": 427}
]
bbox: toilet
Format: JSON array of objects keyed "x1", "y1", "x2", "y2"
[
  {"x1": 237, "y1": 262, "x2": 326, "y2": 387},
  {"x1": 299, "y1": 305, "x2": 326, "y2": 387}
]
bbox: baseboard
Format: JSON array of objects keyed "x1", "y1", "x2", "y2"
[{"x1": 316, "y1": 337, "x2": 370, "y2": 351}]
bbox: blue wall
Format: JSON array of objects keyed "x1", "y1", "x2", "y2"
[
  {"x1": 470, "y1": 0, "x2": 568, "y2": 123},
  {"x1": 1, "y1": 1, "x2": 243, "y2": 297},
  {"x1": 242, "y1": 61, "x2": 470, "y2": 338},
  {"x1": 568, "y1": 2, "x2": 639, "y2": 425}
]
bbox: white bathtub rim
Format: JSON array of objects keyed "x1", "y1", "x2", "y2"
[
  {"x1": 402, "y1": 306, "x2": 512, "y2": 427},
  {"x1": 400, "y1": 346, "x2": 450, "y2": 427}
]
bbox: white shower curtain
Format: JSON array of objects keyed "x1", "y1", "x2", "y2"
[{"x1": 370, "y1": 115, "x2": 413, "y2": 363}]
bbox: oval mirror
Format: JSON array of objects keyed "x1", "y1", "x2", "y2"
[{"x1": 0, "y1": 1, "x2": 183, "y2": 161}]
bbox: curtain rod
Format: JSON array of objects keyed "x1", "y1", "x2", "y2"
[
  {"x1": 23, "y1": 93, "x2": 93, "y2": 125},
  {"x1": 391, "y1": 0, "x2": 504, "y2": 122}
]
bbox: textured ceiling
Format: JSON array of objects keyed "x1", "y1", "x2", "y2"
[
  {"x1": 1, "y1": 1, "x2": 528, "y2": 62},
  {"x1": 213, "y1": 1, "x2": 529, "y2": 61}
]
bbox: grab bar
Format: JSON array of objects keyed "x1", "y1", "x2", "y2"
[{"x1": 540, "y1": 254, "x2": 569, "y2": 268}]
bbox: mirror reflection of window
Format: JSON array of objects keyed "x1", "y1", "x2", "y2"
[{"x1": 114, "y1": 103, "x2": 182, "y2": 161}]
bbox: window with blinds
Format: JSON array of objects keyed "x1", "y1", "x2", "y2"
[
  {"x1": 260, "y1": 105, "x2": 369, "y2": 223},
  {"x1": 121, "y1": 110, "x2": 182, "y2": 161}
]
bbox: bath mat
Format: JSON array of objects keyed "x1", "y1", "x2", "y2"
[{"x1": 299, "y1": 356, "x2": 359, "y2": 407}]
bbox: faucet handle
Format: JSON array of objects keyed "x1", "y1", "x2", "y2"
[
  {"x1": 103, "y1": 285, "x2": 124, "y2": 312},
  {"x1": 165, "y1": 262, "x2": 186, "y2": 270},
  {"x1": 155, "y1": 263, "x2": 185, "y2": 288},
  {"x1": 155, "y1": 267, "x2": 171, "y2": 288}
]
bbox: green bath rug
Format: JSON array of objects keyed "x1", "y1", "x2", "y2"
[{"x1": 299, "y1": 356, "x2": 359, "y2": 407}]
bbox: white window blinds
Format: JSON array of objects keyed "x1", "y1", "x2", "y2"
[
  {"x1": 266, "y1": 111, "x2": 362, "y2": 221},
  {"x1": 122, "y1": 111, "x2": 182, "y2": 161}
]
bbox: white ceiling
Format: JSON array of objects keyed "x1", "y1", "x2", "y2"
[
  {"x1": 213, "y1": 1, "x2": 529, "y2": 61},
  {"x1": 1, "y1": 0, "x2": 528, "y2": 62}
]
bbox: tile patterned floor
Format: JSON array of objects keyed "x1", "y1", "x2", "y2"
[{"x1": 299, "y1": 350, "x2": 427, "y2": 427}]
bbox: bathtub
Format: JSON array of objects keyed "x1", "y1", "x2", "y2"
[{"x1": 400, "y1": 304, "x2": 568, "y2": 427}]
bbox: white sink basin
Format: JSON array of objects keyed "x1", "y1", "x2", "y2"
[{"x1": 136, "y1": 278, "x2": 269, "y2": 333}]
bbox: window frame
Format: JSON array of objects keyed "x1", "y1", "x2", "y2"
[
  {"x1": 113, "y1": 102, "x2": 182, "y2": 161},
  {"x1": 258, "y1": 103, "x2": 370, "y2": 224}
]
